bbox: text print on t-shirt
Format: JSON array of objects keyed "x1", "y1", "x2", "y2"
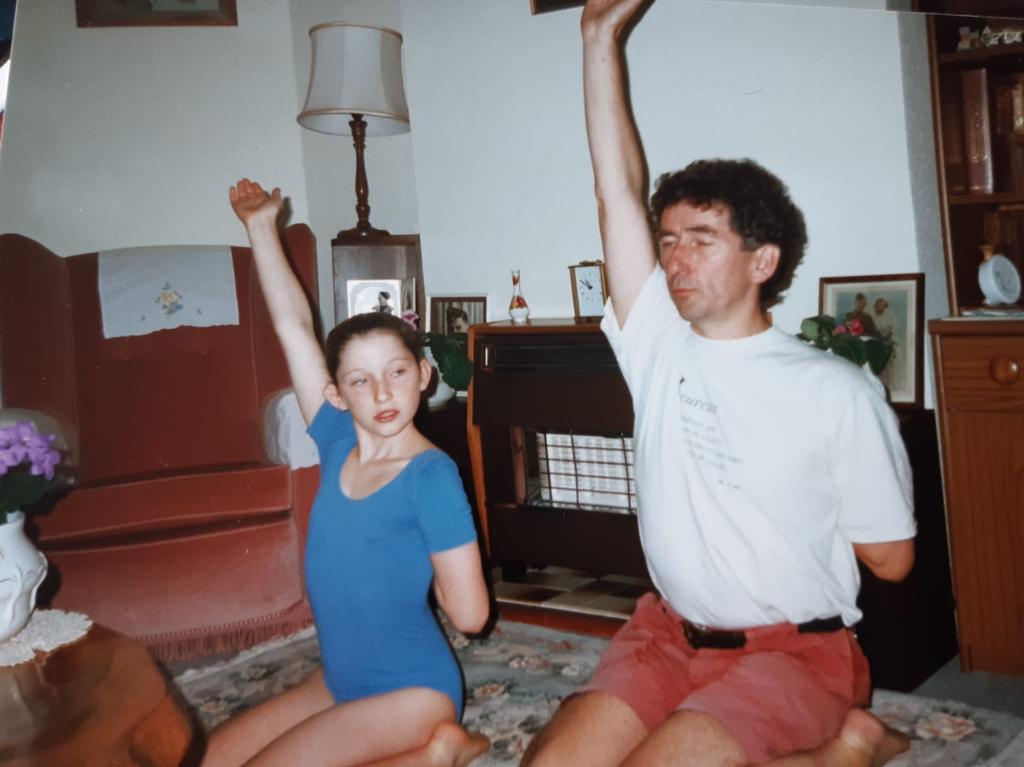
[{"x1": 677, "y1": 375, "x2": 742, "y2": 490}]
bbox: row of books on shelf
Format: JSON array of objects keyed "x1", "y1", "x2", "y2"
[
  {"x1": 982, "y1": 206, "x2": 1024, "y2": 261},
  {"x1": 943, "y1": 67, "x2": 1024, "y2": 195}
]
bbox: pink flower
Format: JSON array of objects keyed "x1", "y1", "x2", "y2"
[
  {"x1": 915, "y1": 712, "x2": 977, "y2": 742},
  {"x1": 833, "y1": 324, "x2": 848, "y2": 335},
  {"x1": 400, "y1": 310, "x2": 419, "y2": 331},
  {"x1": 847, "y1": 319, "x2": 864, "y2": 336}
]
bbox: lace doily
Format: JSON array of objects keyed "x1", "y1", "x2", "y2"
[{"x1": 0, "y1": 610, "x2": 93, "y2": 667}]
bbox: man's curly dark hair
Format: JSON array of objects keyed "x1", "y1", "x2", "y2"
[{"x1": 650, "y1": 158, "x2": 807, "y2": 311}]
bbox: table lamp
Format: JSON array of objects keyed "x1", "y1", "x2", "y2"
[{"x1": 298, "y1": 22, "x2": 410, "y2": 238}]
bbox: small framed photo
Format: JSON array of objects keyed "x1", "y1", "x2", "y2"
[
  {"x1": 347, "y1": 278, "x2": 415, "y2": 319},
  {"x1": 530, "y1": 0, "x2": 585, "y2": 14},
  {"x1": 76, "y1": 0, "x2": 238, "y2": 27},
  {"x1": 569, "y1": 261, "x2": 608, "y2": 320},
  {"x1": 428, "y1": 295, "x2": 488, "y2": 335},
  {"x1": 820, "y1": 273, "x2": 925, "y2": 409}
]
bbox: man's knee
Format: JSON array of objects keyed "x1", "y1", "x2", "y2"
[{"x1": 523, "y1": 691, "x2": 647, "y2": 767}]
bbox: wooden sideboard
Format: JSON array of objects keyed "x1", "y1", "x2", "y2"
[
  {"x1": 931, "y1": 318, "x2": 1024, "y2": 674},
  {"x1": 467, "y1": 318, "x2": 956, "y2": 691}
]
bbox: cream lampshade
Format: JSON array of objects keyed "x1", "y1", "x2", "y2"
[{"x1": 298, "y1": 22, "x2": 410, "y2": 238}]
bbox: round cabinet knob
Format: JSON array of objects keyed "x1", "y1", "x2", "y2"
[{"x1": 989, "y1": 356, "x2": 1020, "y2": 385}]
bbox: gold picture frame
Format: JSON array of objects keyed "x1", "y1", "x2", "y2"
[
  {"x1": 427, "y1": 295, "x2": 487, "y2": 335},
  {"x1": 819, "y1": 272, "x2": 924, "y2": 409}
]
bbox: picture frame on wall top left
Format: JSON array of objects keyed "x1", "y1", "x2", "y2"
[
  {"x1": 76, "y1": 0, "x2": 238, "y2": 28},
  {"x1": 530, "y1": 0, "x2": 585, "y2": 14}
]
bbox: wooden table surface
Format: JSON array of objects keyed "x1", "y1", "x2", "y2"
[{"x1": 0, "y1": 624, "x2": 193, "y2": 767}]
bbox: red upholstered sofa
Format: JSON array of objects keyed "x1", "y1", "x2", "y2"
[{"x1": 0, "y1": 224, "x2": 320, "y2": 661}]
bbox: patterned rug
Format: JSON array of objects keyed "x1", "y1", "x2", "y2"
[{"x1": 173, "y1": 620, "x2": 1024, "y2": 766}]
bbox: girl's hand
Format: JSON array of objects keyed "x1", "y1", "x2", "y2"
[{"x1": 229, "y1": 178, "x2": 283, "y2": 227}]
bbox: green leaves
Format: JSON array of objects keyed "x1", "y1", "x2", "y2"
[
  {"x1": 862, "y1": 338, "x2": 894, "y2": 376},
  {"x1": 797, "y1": 315, "x2": 894, "y2": 376},
  {"x1": 424, "y1": 332, "x2": 473, "y2": 391},
  {"x1": 799, "y1": 316, "x2": 836, "y2": 349},
  {"x1": 0, "y1": 473, "x2": 52, "y2": 523}
]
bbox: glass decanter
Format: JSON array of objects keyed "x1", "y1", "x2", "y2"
[{"x1": 508, "y1": 269, "x2": 530, "y2": 324}]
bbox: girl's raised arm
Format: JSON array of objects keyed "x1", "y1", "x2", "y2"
[{"x1": 229, "y1": 178, "x2": 329, "y2": 425}]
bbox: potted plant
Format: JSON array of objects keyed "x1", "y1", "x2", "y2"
[
  {"x1": 0, "y1": 419, "x2": 64, "y2": 641},
  {"x1": 797, "y1": 314, "x2": 894, "y2": 376},
  {"x1": 402, "y1": 312, "x2": 473, "y2": 404},
  {"x1": 422, "y1": 330, "x2": 473, "y2": 391}
]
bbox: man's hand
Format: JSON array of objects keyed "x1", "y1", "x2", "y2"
[
  {"x1": 581, "y1": 0, "x2": 649, "y2": 43},
  {"x1": 229, "y1": 178, "x2": 283, "y2": 228}
]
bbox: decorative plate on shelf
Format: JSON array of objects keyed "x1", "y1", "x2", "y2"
[{"x1": 978, "y1": 250, "x2": 1021, "y2": 306}]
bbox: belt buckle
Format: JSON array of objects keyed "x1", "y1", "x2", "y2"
[{"x1": 683, "y1": 620, "x2": 746, "y2": 650}]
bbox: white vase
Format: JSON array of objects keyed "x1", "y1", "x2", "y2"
[
  {"x1": 423, "y1": 348, "x2": 456, "y2": 410},
  {"x1": 0, "y1": 511, "x2": 48, "y2": 643}
]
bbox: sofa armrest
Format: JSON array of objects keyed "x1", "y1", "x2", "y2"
[{"x1": 263, "y1": 390, "x2": 319, "y2": 470}]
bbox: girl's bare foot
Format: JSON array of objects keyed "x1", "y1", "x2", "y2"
[{"x1": 424, "y1": 722, "x2": 490, "y2": 767}]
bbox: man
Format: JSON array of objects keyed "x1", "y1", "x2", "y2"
[
  {"x1": 845, "y1": 293, "x2": 880, "y2": 336},
  {"x1": 522, "y1": 1, "x2": 916, "y2": 766}
]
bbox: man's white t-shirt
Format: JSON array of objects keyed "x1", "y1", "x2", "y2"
[{"x1": 602, "y1": 266, "x2": 916, "y2": 629}]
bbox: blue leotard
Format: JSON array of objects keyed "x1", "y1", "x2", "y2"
[{"x1": 305, "y1": 402, "x2": 477, "y2": 714}]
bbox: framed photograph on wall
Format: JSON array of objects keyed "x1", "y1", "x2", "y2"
[
  {"x1": 347, "y1": 278, "x2": 415, "y2": 319},
  {"x1": 428, "y1": 295, "x2": 487, "y2": 335},
  {"x1": 819, "y1": 273, "x2": 925, "y2": 409},
  {"x1": 76, "y1": 0, "x2": 238, "y2": 27}
]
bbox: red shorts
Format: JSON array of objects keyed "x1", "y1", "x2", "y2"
[{"x1": 579, "y1": 593, "x2": 871, "y2": 764}]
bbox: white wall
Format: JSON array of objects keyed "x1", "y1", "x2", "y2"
[
  {"x1": 899, "y1": 11, "x2": 946, "y2": 408},
  {"x1": 397, "y1": 1, "x2": 942, "y2": 405},
  {"x1": 0, "y1": 0, "x2": 308, "y2": 255},
  {"x1": 401, "y1": 2, "x2": 926, "y2": 333},
  {"x1": 0, "y1": 0, "x2": 948, "y2": 408}
]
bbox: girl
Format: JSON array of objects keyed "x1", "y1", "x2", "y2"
[{"x1": 203, "y1": 179, "x2": 491, "y2": 767}]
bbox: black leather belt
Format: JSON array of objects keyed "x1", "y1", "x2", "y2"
[{"x1": 682, "y1": 615, "x2": 845, "y2": 650}]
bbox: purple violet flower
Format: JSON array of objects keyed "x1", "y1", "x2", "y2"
[{"x1": 0, "y1": 421, "x2": 64, "y2": 515}]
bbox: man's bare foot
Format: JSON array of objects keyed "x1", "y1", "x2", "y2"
[
  {"x1": 424, "y1": 722, "x2": 490, "y2": 767},
  {"x1": 871, "y1": 723, "x2": 910, "y2": 767},
  {"x1": 793, "y1": 708, "x2": 883, "y2": 767},
  {"x1": 838, "y1": 708, "x2": 886, "y2": 756},
  {"x1": 834, "y1": 709, "x2": 909, "y2": 767}
]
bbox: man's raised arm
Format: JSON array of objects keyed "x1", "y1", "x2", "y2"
[{"x1": 582, "y1": 0, "x2": 656, "y2": 327}]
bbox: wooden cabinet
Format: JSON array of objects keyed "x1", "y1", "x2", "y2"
[
  {"x1": 916, "y1": 2, "x2": 1024, "y2": 675},
  {"x1": 930, "y1": 319, "x2": 1024, "y2": 674}
]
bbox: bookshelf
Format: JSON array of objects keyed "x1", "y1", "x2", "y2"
[{"x1": 923, "y1": 6, "x2": 1024, "y2": 314}]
